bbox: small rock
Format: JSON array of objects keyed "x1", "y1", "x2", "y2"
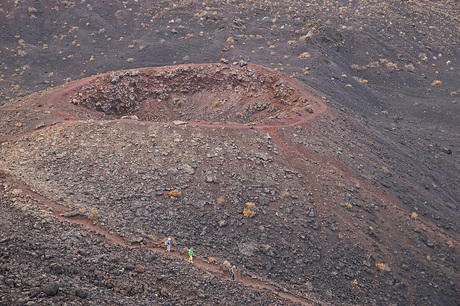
[
  {"x1": 182, "y1": 164, "x2": 195, "y2": 175},
  {"x1": 239, "y1": 241, "x2": 258, "y2": 256},
  {"x1": 35, "y1": 122, "x2": 46, "y2": 129},
  {"x1": 191, "y1": 200, "x2": 206, "y2": 208},
  {"x1": 50, "y1": 263, "x2": 64, "y2": 275},
  {"x1": 172, "y1": 120, "x2": 188, "y2": 125},
  {"x1": 29, "y1": 288, "x2": 41, "y2": 298},
  {"x1": 129, "y1": 70, "x2": 140, "y2": 77},
  {"x1": 382, "y1": 166, "x2": 392, "y2": 175},
  {"x1": 125, "y1": 264, "x2": 135, "y2": 271},
  {"x1": 344, "y1": 193, "x2": 352, "y2": 201},
  {"x1": 260, "y1": 244, "x2": 272, "y2": 254},
  {"x1": 42, "y1": 282, "x2": 59, "y2": 296},
  {"x1": 218, "y1": 220, "x2": 228, "y2": 227},
  {"x1": 255, "y1": 152, "x2": 270, "y2": 161},
  {"x1": 61, "y1": 211, "x2": 82, "y2": 218},
  {"x1": 207, "y1": 257, "x2": 217, "y2": 263},
  {"x1": 75, "y1": 288, "x2": 88, "y2": 298},
  {"x1": 418, "y1": 53, "x2": 427, "y2": 61},
  {"x1": 159, "y1": 287, "x2": 170, "y2": 297},
  {"x1": 135, "y1": 264, "x2": 145, "y2": 273},
  {"x1": 110, "y1": 72, "x2": 122, "y2": 84},
  {"x1": 146, "y1": 254, "x2": 157, "y2": 262},
  {"x1": 120, "y1": 115, "x2": 139, "y2": 120},
  {"x1": 16, "y1": 298, "x2": 26, "y2": 306},
  {"x1": 11, "y1": 189, "x2": 23, "y2": 195}
]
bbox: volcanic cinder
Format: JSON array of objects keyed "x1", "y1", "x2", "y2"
[{"x1": 1, "y1": 61, "x2": 458, "y2": 305}]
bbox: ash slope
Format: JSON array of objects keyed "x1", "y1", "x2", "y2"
[{"x1": 0, "y1": 178, "x2": 300, "y2": 306}]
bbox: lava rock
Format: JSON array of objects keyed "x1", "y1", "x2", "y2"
[
  {"x1": 50, "y1": 263, "x2": 64, "y2": 275},
  {"x1": 135, "y1": 264, "x2": 145, "y2": 273},
  {"x1": 146, "y1": 254, "x2": 157, "y2": 262},
  {"x1": 41, "y1": 282, "x2": 59, "y2": 296},
  {"x1": 75, "y1": 288, "x2": 88, "y2": 298}
]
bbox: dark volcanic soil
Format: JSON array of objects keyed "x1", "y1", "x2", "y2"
[{"x1": 1, "y1": 0, "x2": 459, "y2": 305}]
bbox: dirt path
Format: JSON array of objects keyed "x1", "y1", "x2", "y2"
[
  {"x1": 0, "y1": 170, "x2": 321, "y2": 306},
  {"x1": 146, "y1": 243, "x2": 319, "y2": 306}
]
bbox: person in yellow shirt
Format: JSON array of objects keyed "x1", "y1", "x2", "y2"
[{"x1": 188, "y1": 247, "x2": 194, "y2": 263}]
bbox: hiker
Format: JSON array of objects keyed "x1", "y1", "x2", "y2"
[
  {"x1": 230, "y1": 265, "x2": 236, "y2": 281},
  {"x1": 188, "y1": 247, "x2": 194, "y2": 263},
  {"x1": 165, "y1": 238, "x2": 171, "y2": 252}
]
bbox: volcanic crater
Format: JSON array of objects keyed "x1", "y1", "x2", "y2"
[{"x1": 68, "y1": 63, "x2": 321, "y2": 124}]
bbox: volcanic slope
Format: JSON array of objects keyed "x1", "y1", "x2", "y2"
[{"x1": 1, "y1": 63, "x2": 458, "y2": 305}]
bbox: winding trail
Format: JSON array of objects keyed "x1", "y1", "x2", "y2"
[{"x1": 0, "y1": 170, "x2": 322, "y2": 306}]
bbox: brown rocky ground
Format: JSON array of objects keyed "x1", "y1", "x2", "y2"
[{"x1": 0, "y1": 0, "x2": 459, "y2": 305}]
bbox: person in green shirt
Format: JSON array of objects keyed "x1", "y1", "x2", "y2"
[{"x1": 188, "y1": 247, "x2": 194, "y2": 263}]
